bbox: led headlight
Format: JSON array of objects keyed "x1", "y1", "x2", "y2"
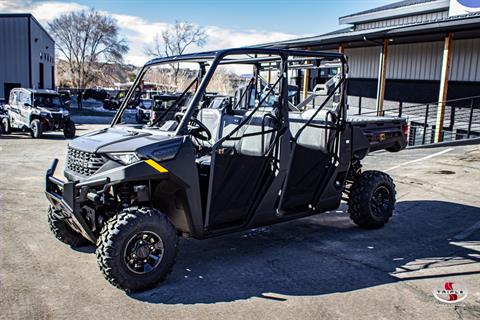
[{"x1": 106, "y1": 152, "x2": 140, "y2": 165}]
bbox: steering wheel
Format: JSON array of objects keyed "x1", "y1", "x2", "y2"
[{"x1": 175, "y1": 112, "x2": 212, "y2": 141}]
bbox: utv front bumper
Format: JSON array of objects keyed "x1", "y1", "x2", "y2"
[{"x1": 45, "y1": 159, "x2": 104, "y2": 243}]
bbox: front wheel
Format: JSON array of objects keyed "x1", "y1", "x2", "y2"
[
  {"x1": 48, "y1": 206, "x2": 91, "y2": 247},
  {"x1": 135, "y1": 113, "x2": 143, "y2": 124},
  {"x1": 30, "y1": 119, "x2": 43, "y2": 138},
  {"x1": 347, "y1": 170, "x2": 396, "y2": 229},
  {"x1": 96, "y1": 207, "x2": 178, "y2": 292},
  {"x1": 63, "y1": 119, "x2": 76, "y2": 138}
]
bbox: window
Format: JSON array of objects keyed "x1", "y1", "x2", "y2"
[{"x1": 18, "y1": 91, "x2": 30, "y2": 104}]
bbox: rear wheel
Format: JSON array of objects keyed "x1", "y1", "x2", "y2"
[
  {"x1": 48, "y1": 206, "x2": 90, "y2": 247},
  {"x1": 386, "y1": 143, "x2": 402, "y2": 152},
  {"x1": 347, "y1": 170, "x2": 396, "y2": 229},
  {"x1": 30, "y1": 119, "x2": 43, "y2": 138},
  {"x1": 63, "y1": 119, "x2": 76, "y2": 138},
  {"x1": 96, "y1": 207, "x2": 178, "y2": 292},
  {"x1": 2, "y1": 117, "x2": 11, "y2": 134}
]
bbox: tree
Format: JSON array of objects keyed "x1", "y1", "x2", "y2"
[
  {"x1": 145, "y1": 21, "x2": 207, "y2": 86},
  {"x1": 48, "y1": 9, "x2": 129, "y2": 89}
]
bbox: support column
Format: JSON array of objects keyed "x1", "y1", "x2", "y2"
[
  {"x1": 302, "y1": 47, "x2": 311, "y2": 100},
  {"x1": 339, "y1": 43, "x2": 345, "y2": 54},
  {"x1": 434, "y1": 33, "x2": 454, "y2": 143},
  {"x1": 376, "y1": 39, "x2": 389, "y2": 116},
  {"x1": 267, "y1": 63, "x2": 272, "y2": 83}
]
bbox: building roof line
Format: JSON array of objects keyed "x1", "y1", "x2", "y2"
[
  {"x1": 263, "y1": 11, "x2": 480, "y2": 48},
  {"x1": 339, "y1": 0, "x2": 449, "y2": 24}
]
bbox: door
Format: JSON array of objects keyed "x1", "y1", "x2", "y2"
[
  {"x1": 39, "y1": 63, "x2": 44, "y2": 89},
  {"x1": 18, "y1": 91, "x2": 32, "y2": 126},
  {"x1": 6, "y1": 89, "x2": 22, "y2": 126},
  {"x1": 278, "y1": 109, "x2": 339, "y2": 213},
  {"x1": 204, "y1": 110, "x2": 280, "y2": 229}
]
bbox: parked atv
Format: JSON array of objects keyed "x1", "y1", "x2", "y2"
[
  {"x1": 3, "y1": 88, "x2": 75, "y2": 138},
  {"x1": 45, "y1": 48, "x2": 406, "y2": 292}
]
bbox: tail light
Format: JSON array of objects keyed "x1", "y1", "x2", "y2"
[{"x1": 402, "y1": 122, "x2": 409, "y2": 138}]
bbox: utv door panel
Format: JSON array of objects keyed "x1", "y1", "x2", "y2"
[
  {"x1": 279, "y1": 145, "x2": 331, "y2": 211},
  {"x1": 205, "y1": 111, "x2": 278, "y2": 229},
  {"x1": 278, "y1": 111, "x2": 337, "y2": 212},
  {"x1": 206, "y1": 153, "x2": 271, "y2": 227}
]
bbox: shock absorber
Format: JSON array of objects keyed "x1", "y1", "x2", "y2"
[{"x1": 119, "y1": 184, "x2": 131, "y2": 208}]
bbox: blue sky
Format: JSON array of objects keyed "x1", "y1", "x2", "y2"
[
  {"x1": 70, "y1": 0, "x2": 387, "y2": 35},
  {"x1": 1, "y1": 0, "x2": 391, "y2": 65}
]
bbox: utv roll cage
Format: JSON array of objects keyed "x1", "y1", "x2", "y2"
[{"x1": 110, "y1": 47, "x2": 348, "y2": 136}]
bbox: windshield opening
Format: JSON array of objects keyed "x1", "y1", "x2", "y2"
[
  {"x1": 33, "y1": 94, "x2": 63, "y2": 109},
  {"x1": 116, "y1": 61, "x2": 204, "y2": 129}
]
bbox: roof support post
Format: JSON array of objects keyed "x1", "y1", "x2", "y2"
[
  {"x1": 376, "y1": 39, "x2": 389, "y2": 116},
  {"x1": 434, "y1": 32, "x2": 454, "y2": 143},
  {"x1": 302, "y1": 47, "x2": 311, "y2": 100},
  {"x1": 267, "y1": 63, "x2": 272, "y2": 83},
  {"x1": 339, "y1": 43, "x2": 345, "y2": 54}
]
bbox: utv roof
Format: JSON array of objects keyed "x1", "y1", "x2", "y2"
[{"x1": 144, "y1": 47, "x2": 345, "y2": 67}]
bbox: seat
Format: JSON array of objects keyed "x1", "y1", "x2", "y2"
[
  {"x1": 196, "y1": 108, "x2": 223, "y2": 146},
  {"x1": 234, "y1": 110, "x2": 277, "y2": 157},
  {"x1": 290, "y1": 108, "x2": 337, "y2": 152}
]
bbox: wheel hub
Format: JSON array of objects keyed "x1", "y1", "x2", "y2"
[
  {"x1": 124, "y1": 231, "x2": 164, "y2": 274},
  {"x1": 371, "y1": 186, "x2": 391, "y2": 217},
  {"x1": 135, "y1": 245, "x2": 150, "y2": 259}
]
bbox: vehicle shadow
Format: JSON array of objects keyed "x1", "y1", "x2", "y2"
[
  {"x1": 0, "y1": 133, "x2": 70, "y2": 140},
  {"x1": 126, "y1": 200, "x2": 480, "y2": 305}
]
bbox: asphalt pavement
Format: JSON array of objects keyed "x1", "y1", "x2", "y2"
[{"x1": 0, "y1": 124, "x2": 479, "y2": 320}]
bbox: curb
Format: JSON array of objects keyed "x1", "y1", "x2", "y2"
[{"x1": 407, "y1": 137, "x2": 480, "y2": 149}]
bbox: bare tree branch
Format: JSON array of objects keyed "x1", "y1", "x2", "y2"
[
  {"x1": 144, "y1": 21, "x2": 207, "y2": 86},
  {"x1": 48, "y1": 9, "x2": 129, "y2": 88}
]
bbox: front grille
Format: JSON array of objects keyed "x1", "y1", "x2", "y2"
[
  {"x1": 66, "y1": 146, "x2": 105, "y2": 176},
  {"x1": 52, "y1": 113, "x2": 63, "y2": 121},
  {"x1": 51, "y1": 113, "x2": 63, "y2": 128}
]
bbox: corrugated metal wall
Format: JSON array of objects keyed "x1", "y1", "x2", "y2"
[
  {"x1": 387, "y1": 41, "x2": 443, "y2": 80},
  {"x1": 345, "y1": 39, "x2": 480, "y2": 82},
  {"x1": 450, "y1": 38, "x2": 480, "y2": 82},
  {"x1": 0, "y1": 17, "x2": 30, "y2": 99},
  {"x1": 356, "y1": 11, "x2": 449, "y2": 30},
  {"x1": 344, "y1": 46, "x2": 379, "y2": 78}
]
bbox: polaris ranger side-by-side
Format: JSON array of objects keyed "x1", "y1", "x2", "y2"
[
  {"x1": 45, "y1": 48, "x2": 407, "y2": 292},
  {"x1": 3, "y1": 88, "x2": 76, "y2": 138}
]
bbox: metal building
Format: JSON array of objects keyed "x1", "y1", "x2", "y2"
[
  {"x1": 265, "y1": 0, "x2": 480, "y2": 143},
  {"x1": 0, "y1": 14, "x2": 55, "y2": 100}
]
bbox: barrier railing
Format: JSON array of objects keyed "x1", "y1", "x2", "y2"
[{"x1": 351, "y1": 96, "x2": 480, "y2": 146}]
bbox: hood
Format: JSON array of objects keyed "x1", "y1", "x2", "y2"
[
  {"x1": 36, "y1": 106, "x2": 65, "y2": 113},
  {"x1": 69, "y1": 126, "x2": 173, "y2": 153}
]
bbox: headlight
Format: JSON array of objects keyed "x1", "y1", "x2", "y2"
[
  {"x1": 106, "y1": 152, "x2": 140, "y2": 165},
  {"x1": 62, "y1": 109, "x2": 69, "y2": 116}
]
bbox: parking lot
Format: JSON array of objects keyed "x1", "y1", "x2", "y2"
[{"x1": 1, "y1": 123, "x2": 479, "y2": 320}]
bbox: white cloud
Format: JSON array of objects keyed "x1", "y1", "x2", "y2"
[
  {"x1": 0, "y1": 0, "x2": 88, "y2": 22},
  {"x1": 0, "y1": 0, "x2": 301, "y2": 68}
]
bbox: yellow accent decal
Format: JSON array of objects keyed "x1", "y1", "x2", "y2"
[{"x1": 145, "y1": 159, "x2": 168, "y2": 173}]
